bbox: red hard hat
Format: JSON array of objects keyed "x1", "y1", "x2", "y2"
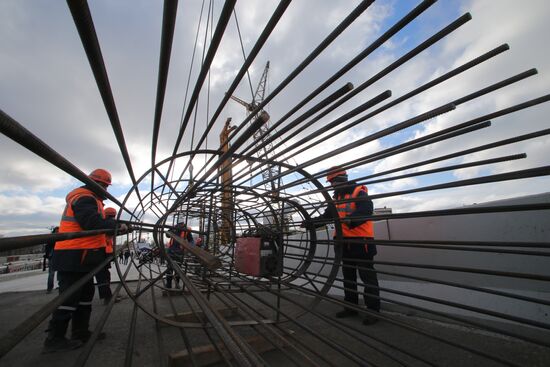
[
  {"x1": 104, "y1": 207, "x2": 117, "y2": 217},
  {"x1": 326, "y1": 166, "x2": 347, "y2": 182},
  {"x1": 89, "y1": 168, "x2": 112, "y2": 185}
]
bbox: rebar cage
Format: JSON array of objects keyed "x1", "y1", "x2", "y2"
[{"x1": 1, "y1": 1, "x2": 549, "y2": 366}]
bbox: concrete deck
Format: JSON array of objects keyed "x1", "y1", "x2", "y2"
[{"x1": 0, "y1": 271, "x2": 549, "y2": 367}]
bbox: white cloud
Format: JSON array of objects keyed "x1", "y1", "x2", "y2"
[
  {"x1": 0, "y1": 194, "x2": 65, "y2": 216},
  {"x1": 1, "y1": 0, "x2": 549, "y2": 238},
  {"x1": 350, "y1": 0, "x2": 550, "y2": 213},
  {"x1": 0, "y1": 194, "x2": 65, "y2": 236}
]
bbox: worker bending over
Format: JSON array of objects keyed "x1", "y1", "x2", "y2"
[{"x1": 165, "y1": 222, "x2": 193, "y2": 289}]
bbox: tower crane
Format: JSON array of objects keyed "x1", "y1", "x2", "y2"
[
  {"x1": 219, "y1": 118, "x2": 236, "y2": 245},
  {"x1": 230, "y1": 61, "x2": 281, "y2": 199}
]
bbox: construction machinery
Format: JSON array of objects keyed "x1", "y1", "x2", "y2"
[
  {"x1": 230, "y1": 61, "x2": 282, "y2": 200},
  {"x1": 218, "y1": 118, "x2": 236, "y2": 245}
]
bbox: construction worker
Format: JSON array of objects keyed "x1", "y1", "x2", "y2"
[
  {"x1": 44, "y1": 226, "x2": 59, "y2": 293},
  {"x1": 195, "y1": 236, "x2": 203, "y2": 249},
  {"x1": 123, "y1": 248, "x2": 130, "y2": 264},
  {"x1": 302, "y1": 166, "x2": 380, "y2": 325},
  {"x1": 95, "y1": 207, "x2": 123, "y2": 305},
  {"x1": 165, "y1": 222, "x2": 193, "y2": 289},
  {"x1": 43, "y1": 168, "x2": 129, "y2": 353}
]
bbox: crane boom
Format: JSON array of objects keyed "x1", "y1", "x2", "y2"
[
  {"x1": 252, "y1": 61, "x2": 269, "y2": 106},
  {"x1": 230, "y1": 61, "x2": 281, "y2": 200},
  {"x1": 229, "y1": 95, "x2": 254, "y2": 112}
]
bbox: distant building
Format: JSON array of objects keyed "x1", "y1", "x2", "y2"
[
  {"x1": 373, "y1": 207, "x2": 392, "y2": 215},
  {"x1": 0, "y1": 230, "x2": 47, "y2": 257}
]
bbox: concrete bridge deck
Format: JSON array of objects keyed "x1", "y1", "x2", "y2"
[{"x1": 0, "y1": 276, "x2": 549, "y2": 367}]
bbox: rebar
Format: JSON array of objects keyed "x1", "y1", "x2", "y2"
[{"x1": 0, "y1": 1, "x2": 549, "y2": 367}]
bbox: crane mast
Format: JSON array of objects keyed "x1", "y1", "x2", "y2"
[
  {"x1": 230, "y1": 61, "x2": 281, "y2": 198},
  {"x1": 219, "y1": 118, "x2": 236, "y2": 245}
]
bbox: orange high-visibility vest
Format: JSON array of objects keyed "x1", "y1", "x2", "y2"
[
  {"x1": 105, "y1": 236, "x2": 114, "y2": 254},
  {"x1": 55, "y1": 187, "x2": 107, "y2": 250},
  {"x1": 334, "y1": 185, "x2": 374, "y2": 238},
  {"x1": 169, "y1": 229, "x2": 190, "y2": 248}
]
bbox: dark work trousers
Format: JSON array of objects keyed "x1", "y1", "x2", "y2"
[
  {"x1": 165, "y1": 266, "x2": 180, "y2": 288},
  {"x1": 46, "y1": 262, "x2": 56, "y2": 292},
  {"x1": 165, "y1": 253, "x2": 183, "y2": 289},
  {"x1": 95, "y1": 264, "x2": 112, "y2": 299},
  {"x1": 48, "y1": 271, "x2": 95, "y2": 338},
  {"x1": 341, "y1": 240, "x2": 380, "y2": 312}
]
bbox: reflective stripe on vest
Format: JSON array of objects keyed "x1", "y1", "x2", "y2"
[
  {"x1": 55, "y1": 187, "x2": 107, "y2": 250},
  {"x1": 334, "y1": 185, "x2": 374, "y2": 238},
  {"x1": 106, "y1": 236, "x2": 114, "y2": 254}
]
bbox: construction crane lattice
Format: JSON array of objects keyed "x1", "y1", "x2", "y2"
[{"x1": 230, "y1": 61, "x2": 282, "y2": 196}]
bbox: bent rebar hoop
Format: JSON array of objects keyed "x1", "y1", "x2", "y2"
[{"x1": 1, "y1": 1, "x2": 550, "y2": 366}]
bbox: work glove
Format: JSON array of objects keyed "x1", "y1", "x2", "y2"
[
  {"x1": 117, "y1": 224, "x2": 132, "y2": 233},
  {"x1": 340, "y1": 218, "x2": 352, "y2": 226}
]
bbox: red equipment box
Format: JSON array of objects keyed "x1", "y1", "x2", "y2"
[{"x1": 235, "y1": 237, "x2": 262, "y2": 276}]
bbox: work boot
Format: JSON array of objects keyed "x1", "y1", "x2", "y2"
[
  {"x1": 115, "y1": 294, "x2": 126, "y2": 302},
  {"x1": 43, "y1": 336, "x2": 83, "y2": 354},
  {"x1": 71, "y1": 330, "x2": 106, "y2": 343},
  {"x1": 103, "y1": 295, "x2": 124, "y2": 305},
  {"x1": 335, "y1": 308, "x2": 358, "y2": 318},
  {"x1": 43, "y1": 318, "x2": 74, "y2": 353},
  {"x1": 362, "y1": 315, "x2": 379, "y2": 325}
]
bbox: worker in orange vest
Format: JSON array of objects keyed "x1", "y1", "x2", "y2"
[
  {"x1": 165, "y1": 222, "x2": 193, "y2": 289},
  {"x1": 302, "y1": 166, "x2": 380, "y2": 325},
  {"x1": 43, "y1": 169, "x2": 129, "y2": 353}
]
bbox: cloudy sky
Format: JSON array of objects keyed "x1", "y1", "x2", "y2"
[{"x1": 1, "y1": 0, "x2": 550, "y2": 237}]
